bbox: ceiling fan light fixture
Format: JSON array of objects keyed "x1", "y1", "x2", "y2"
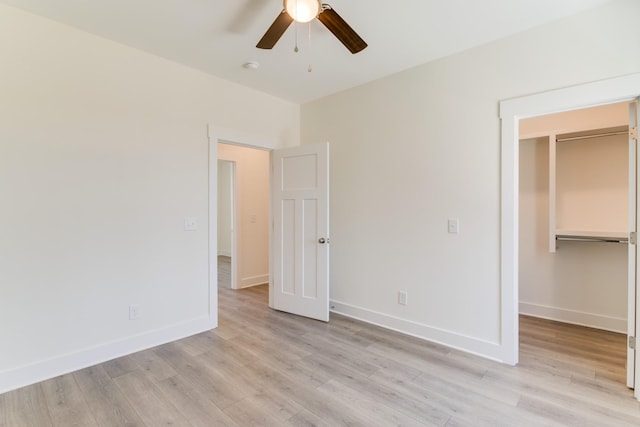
[{"x1": 283, "y1": 0, "x2": 321, "y2": 23}]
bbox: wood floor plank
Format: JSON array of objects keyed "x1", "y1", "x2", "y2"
[
  {"x1": 153, "y1": 341, "x2": 255, "y2": 410},
  {"x1": 198, "y1": 338, "x2": 260, "y2": 369},
  {"x1": 113, "y1": 370, "x2": 191, "y2": 426},
  {"x1": 286, "y1": 409, "x2": 331, "y2": 427},
  {"x1": 316, "y1": 379, "x2": 428, "y2": 427},
  {"x1": 211, "y1": 318, "x2": 247, "y2": 340},
  {"x1": 127, "y1": 348, "x2": 177, "y2": 382},
  {"x1": 234, "y1": 358, "x2": 384, "y2": 426},
  {"x1": 40, "y1": 374, "x2": 98, "y2": 427},
  {"x1": 231, "y1": 329, "x2": 312, "y2": 362},
  {"x1": 78, "y1": 383, "x2": 145, "y2": 427},
  {"x1": 74, "y1": 366, "x2": 145, "y2": 427},
  {"x1": 223, "y1": 393, "x2": 304, "y2": 427},
  {"x1": 483, "y1": 364, "x2": 640, "y2": 420},
  {"x1": 304, "y1": 356, "x2": 452, "y2": 426},
  {"x1": 102, "y1": 356, "x2": 139, "y2": 379},
  {"x1": 155, "y1": 375, "x2": 239, "y2": 427},
  {"x1": 300, "y1": 328, "x2": 424, "y2": 381},
  {"x1": 516, "y1": 393, "x2": 640, "y2": 427},
  {"x1": 72, "y1": 365, "x2": 113, "y2": 392},
  {"x1": 0, "y1": 392, "x2": 6, "y2": 427},
  {"x1": 2, "y1": 384, "x2": 52, "y2": 427},
  {"x1": 178, "y1": 330, "x2": 224, "y2": 356},
  {"x1": 222, "y1": 338, "x2": 333, "y2": 389}
]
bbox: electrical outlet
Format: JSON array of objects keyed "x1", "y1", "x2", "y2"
[
  {"x1": 398, "y1": 290, "x2": 408, "y2": 306},
  {"x1": 129, "y1": 304, "x2": 140, "y2": 320}
]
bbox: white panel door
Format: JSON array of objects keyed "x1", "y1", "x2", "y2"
[
  {"x1": 630, "y1": 99, "x2": 640, "y2": 391},
  {"x1": 271, "y1": 142, "x2": 329, "y2": 322}
]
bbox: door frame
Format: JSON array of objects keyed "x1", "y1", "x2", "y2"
[{"x1": 499, "y1": 72, "x2": 640, "y2": 385}]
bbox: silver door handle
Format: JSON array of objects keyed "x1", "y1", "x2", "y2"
[{"x1": 318, "y1": 238, "x2": 329, "y2": 244}]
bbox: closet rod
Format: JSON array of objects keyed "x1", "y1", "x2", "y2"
[
  {"x1": 556, "y1": 130, "x2": 628, "y2": 142},
  {"x1": 556, "y1": 235, "x2": 628, "y2": 243}
]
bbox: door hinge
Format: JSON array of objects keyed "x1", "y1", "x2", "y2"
[
  {"x1": 631, "y1": 126, "x2": 638, "y2": 142},
  {"x1": 631, "y1": 232, "x2": 637, "y2": 245},
  {"x1": 630, "y1": 336, "x2": 636, "y2": 350}
]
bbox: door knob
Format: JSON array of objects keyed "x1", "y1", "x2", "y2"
[{"x1": 318, "y1": 237, "x2": 329, "y2": 244}]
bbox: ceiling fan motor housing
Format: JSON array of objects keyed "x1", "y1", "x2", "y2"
[
  {"x1": 283, "y1": 0, "x2": 322, "y2": 23},
  {"x1": 257, "y1": 1, "x2": 367, "y2": 54}
]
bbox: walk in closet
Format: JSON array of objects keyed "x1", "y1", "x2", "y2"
[{"x1": 519, "y1": 102, "x2": 630, "y2": 333}]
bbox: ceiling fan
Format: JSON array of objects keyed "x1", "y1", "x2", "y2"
[{"x1": 257, "y1": 0, "x2": 367, "y2": 54}]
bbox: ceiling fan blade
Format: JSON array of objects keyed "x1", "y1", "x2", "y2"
[
  {"x1": 317, "y1": 6, "x2": 367, "y2": 54},
  {"x1": 256, "y1": 10, "x2": 294, "y2": 49}
]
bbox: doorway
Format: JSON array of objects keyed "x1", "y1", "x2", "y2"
[
  {"x1": 208, "y1": 130, "x2": 331, "y2": 325},
  {"x1": 499, "y1": 72, "x2": 640, "y2": 400},
  {"x1": 217, "y1": 142, "x2": 270, "y2": 291},
  {"x1": 518, "y1": 102, "x2": 630, "y2": 387}
]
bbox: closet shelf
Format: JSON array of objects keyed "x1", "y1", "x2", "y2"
[
  {"x1": 548, "y1": 125, "x2": 629, "y2": 252},
  {"x1": 555, "y1": 229, "x2": 628, "y2": 243}
]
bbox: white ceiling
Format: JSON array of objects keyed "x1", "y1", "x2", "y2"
[{"x1": 2, "y1": 0, "x2": 613, "y2": 103}]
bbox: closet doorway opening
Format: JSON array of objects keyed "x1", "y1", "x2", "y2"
[
  {"x1": 518, "y1": 100, "x2": 636, "y2": 389},
  {"x1": 217, "y1": 142, "x2": 270, "y2": 291}
]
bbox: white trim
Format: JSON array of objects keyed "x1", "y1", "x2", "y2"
[
  {"x1": 519, "y1": 120, "x2": 628, "y2": 140},
  {"x1": 230, "y1": 161, "x2": 238, "y2": 290},
  {"x1": 217, "y1": 250, "x2": 232, "y2": 257},
  {"x1": 499, "y1": 73, "x2": 640, "y2": 373},
  {"x1": 330, "y1": 300, "x2": 503, "y2": 362},
  {"x1": 519, "y1": 302, "x2": 626, "y2": 334},
  {"x1": 0, "y1": 316, "x2": 212, "y2": 394},
  {"x1": 208, "y1": 134, "x2": 219, "y2": 329},
  {"x1": 239, "y1": 274, "x2": 270, "y2": 288},
  {"x1": 208, "y1": 125, "x2": 280, "y2": 151}
]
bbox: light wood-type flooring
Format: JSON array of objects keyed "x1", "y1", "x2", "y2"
[
  {"x1": 2, "y1": 285, "x2": 640, "y2": 426},
  {"x1": 218, "y1": 256, "x2": 231, "y2": 289}
]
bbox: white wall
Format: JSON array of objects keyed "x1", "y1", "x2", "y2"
[
  {"x1": 218, "y1": 144, "x2": 270, "y2": 288},
  {"x1": 301, "y1": 0, "x2": 640, "y2": 360},
  {"x1": 0, "y1": 4, "x2": 298, "y2": 392},
  {"x1": 217, "y1": 160, "x2": 233, "y2": 257}
]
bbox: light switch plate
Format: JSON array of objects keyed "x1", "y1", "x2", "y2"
[
  {"x1": 184, "y1": 217, "x2": 197, "y2": 231},
  {"x1": 398, "y1": 290, "x2": 408, "y2": 305},
  {"x1": 448, "y1": 219, "x2": 459, "y2": 234},
  {"x1": 129, "y1": 304, "x2": 140, "y2": 320}
]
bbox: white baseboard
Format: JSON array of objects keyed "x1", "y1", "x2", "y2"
[
  {"x1": 0, "y1": 316, "x2": 213, "y2": 394},
  {"x1": 239, "y1": 274, "x2": 269, "y2": 289},
  {"x1": 519, "y1": 302, "x2": 626, "y2": 333},
  {"x1": 330, "y1": 300, "x2": 505, "y2": 362}
]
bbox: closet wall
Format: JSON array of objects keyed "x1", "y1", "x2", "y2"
[
  {"x1": 217, "y1": 160, "x2": 233, "y2": 257},
  {"x1": 519, "y1": 103, "x2": 629, "y2": 332}
]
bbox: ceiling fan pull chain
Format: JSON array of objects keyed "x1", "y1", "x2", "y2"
[
  {"x1": 293, "y1": 0, "x2": 300, "y2": 52},
  {"x1": 308, "y1": 22, "x2": 313, "y2": 72}
]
